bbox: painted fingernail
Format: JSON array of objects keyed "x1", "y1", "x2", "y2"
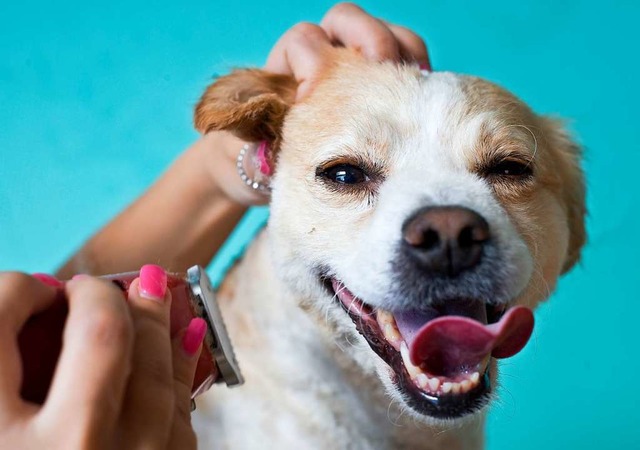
[
  {"x1": 256, "y1": 141, "x2": 272, "y2": 176},
  {"x1": 419, "y1": 62, "x2": 431, "y2": 71},
  {"x1": 182, "y1": 318, "x2": 207, "y2": 356},
  {"x1": 138, "y1": 264, "x2": 167, "y2": 301},
  {"x1": 32, "y1": 273, "x2": 63, "y2": 288}
]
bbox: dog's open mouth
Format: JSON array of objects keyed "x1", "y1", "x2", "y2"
[{"x1": 328, "y1": 279, "x2": 534, "y2": 419}]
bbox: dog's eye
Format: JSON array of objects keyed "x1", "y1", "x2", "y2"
[
  {"x1": 320, "y1": 164, "x2": 369, "y2": 184},
  {"x1": 487, "y1": 159, "x2": 533, "y2": 178}
]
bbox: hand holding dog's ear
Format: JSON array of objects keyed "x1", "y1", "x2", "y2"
[
  {"x1": 194, "y1": 3, "x2": 430, "y2": 206},
  {"x1": 266, "y1": 3, "x2": 430, "y2": 100}
]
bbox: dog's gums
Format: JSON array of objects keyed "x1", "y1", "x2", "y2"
[{"x1": 328, "y1": 278, "x2": 534, "y2": 419}]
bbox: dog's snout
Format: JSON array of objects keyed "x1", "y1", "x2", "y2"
[{"x1": 402, "y1": 206, "x2": 490, "y2": 277}]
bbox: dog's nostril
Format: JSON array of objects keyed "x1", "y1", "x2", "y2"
[
  {"x1": 458, "y1": 226, "x2": 475, "y2": 248},
  {"x1": 422, "y1": 229, "x2": 440, "y2": 251}
]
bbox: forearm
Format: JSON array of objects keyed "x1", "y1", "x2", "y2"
[{"x1": 57, "y1": 133, "x2": 248, "y2": 278}]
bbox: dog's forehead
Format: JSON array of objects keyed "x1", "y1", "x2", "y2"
[{"x1": 296, "y1": 64, "x2": 532, "y2": 171}]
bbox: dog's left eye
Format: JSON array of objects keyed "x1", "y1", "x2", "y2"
[{"x1": 320, "y1": 164, "x2": 370, "y2": 185}]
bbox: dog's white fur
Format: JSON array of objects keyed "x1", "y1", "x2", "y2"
[{"x1": 191, "y1": 53, "x2": 585, "y2": 449}]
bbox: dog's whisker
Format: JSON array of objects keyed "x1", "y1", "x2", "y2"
[
  {"x1": 386, "y1": 399, "x2": 406, "y2": 427},
  {"x1": 343, "y1": 331, "x2": 359, "y2": 348}
]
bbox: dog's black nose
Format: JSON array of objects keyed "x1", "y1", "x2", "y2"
[{"x1": 402, "y1": 206, "x2": 490, "y2": 277}]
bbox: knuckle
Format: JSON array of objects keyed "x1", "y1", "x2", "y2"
[
  {"x1": 64, "y1": 426, "x2": 102, "y2": 450},
  {"x1": 71, "y1": 275, "x2": 123, "y2": 302},
  {"x1": 139, "y1": 356, "x2": 172, "y2": 387},
  {"x1": 50, "y1": 418, "x2": 100, "y2": 450},
  {"x1": 0, "y1": 272, "x2": 40, "y2": 328},
  {"x1": 288, "y1": 22, "x2": 324, "y2": 41},
  {"x1": 134, "y1": 307, "x2": 170, "y2": 335},
  {"x1": 329, "y1": 2, "x2": 363, "y2": 18},
  {"x1": 132, "y1": 329, "x2": 172, "y2": 387},
  {"x1": 138, "y1": 352, "x2": 173, "y2": 386},
  {"x1": 369, "y1": 33, "x2": 399, "y2": 59},
  {"x1": 409, "y1": 34, "x2": 429, "y2": 54},
  {"x1": 0, "y1": 272, "x2": 35, "y2": 296},
  {"x1": 82, "y1": 308, "x2": 132, "y2": 349},
  {"x1": 175, "y1": 399, "x2": 193, "y2": 425}
]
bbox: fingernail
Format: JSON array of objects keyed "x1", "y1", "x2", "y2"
[
  {"x1": 72, "y1": 274, "x2": 89, "y2": 281},
  {"x1": 32, "y1": 273, "x2": 63, "y2": 288},
  {"x1": 182, "y1": 318, "x2": 207, "y2": 356},
  {"x1": 419, "y1": 62, "x2": 431, "y2": 71},
  {"x1": 138, "y1": 264, "x2": 167, "y2": 301},
  {"x1": 256, "y1": 141, "x2": 272, "y2": 176}
]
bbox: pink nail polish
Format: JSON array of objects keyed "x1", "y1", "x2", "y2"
[
  {"x1": 32, "y1": 273, "x2": 63, "y2": 288},
  {"x1": 20, "y1": 266, "x2": 234, "y2": 404},
  {"x1": 182, "y1": 318, "x2": 207, "y2": 356},
  {"x1": 138, "y1": 264, "x2": 167, "y2": 301},
  {"x1": 419, "y1": 62, "x2": 431, "y2": 71}
]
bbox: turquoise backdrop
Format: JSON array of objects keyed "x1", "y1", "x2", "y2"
[{"x1": 1, "y1": 1, "x2": 638, "y2": 448}]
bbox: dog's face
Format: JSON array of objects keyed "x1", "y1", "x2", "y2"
[{"x1": 195, "y1": 53, "x2": 585, "y2": 422}]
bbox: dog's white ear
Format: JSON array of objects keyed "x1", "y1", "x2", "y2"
[
  {"x1": 194, "y1": 69, "x2": 297, "y2": 165},
  {"x1": 539, "y1": 117, "x2": 587, "y2": 273}
]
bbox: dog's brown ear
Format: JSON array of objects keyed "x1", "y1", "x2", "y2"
[
  {"x1": 540, "y1": 117, "x2": 587, "y2": 273},
  {"x1": 194, "y1": 69, "x2": 297, "y2": 157}
]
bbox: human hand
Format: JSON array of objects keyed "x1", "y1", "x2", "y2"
[
  {"x1": 0, "y1": 266, "x2": 205, "y2": 450},
  {"x1": 202, "y1": 2, "x2": 430, "y2": 206}
]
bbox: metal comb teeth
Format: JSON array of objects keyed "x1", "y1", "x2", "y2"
[{"x1": 187, "y1": 265, "x2": 244, "y2": 387}]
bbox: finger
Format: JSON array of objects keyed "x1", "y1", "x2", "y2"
[
  {"x1": 173, "y1": 318, "x2": 207, "y2": 421},
  {"x1": 320, "y1": 3, "x2": 401, "y2": 62},
  {"x1": 119, "y1": 265, "x2": 174, "y2": 448},
  {"x1": 39, "y1": 275, "x2": 133, "y2": 444},
  {"x1": 384, "y1": 22, "x2": 431, "y2": 70},
  {"x1": 0, "y1": 273, "x2": 59, "y2": 416},
  {"x1": 264, "y1": 22, "x2": 334, "y2": 100},
  {"x1": 166, "y1": 319, "x2": 206, "y2": 450}
]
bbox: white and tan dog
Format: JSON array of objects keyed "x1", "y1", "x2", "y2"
[{"x1": 191, "y1": 51, "x2": 585, "y2": 449}]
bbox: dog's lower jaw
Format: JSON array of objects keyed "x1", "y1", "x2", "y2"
[{"x1": 192, "y1": 231, "x2": 486, "y2": 450}]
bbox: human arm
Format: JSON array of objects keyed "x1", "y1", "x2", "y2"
[
  {"x1": 57, "y1": 3, "x2": 430, "y2": 278},
  {"x1": 57, "y1": 132, "x2": 249, "y2": 277}
]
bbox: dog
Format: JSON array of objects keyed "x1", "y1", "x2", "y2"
[{"x1": 190, "y1": 50, "x2": 586, "y2": 449}]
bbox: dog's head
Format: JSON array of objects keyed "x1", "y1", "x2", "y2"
[{"x1": 195, "y1": 51, "x2": 586, "y2": 422}]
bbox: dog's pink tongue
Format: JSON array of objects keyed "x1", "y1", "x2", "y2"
[{"x1": 395, "y1": 307, "x2": 534, "y2": 375}]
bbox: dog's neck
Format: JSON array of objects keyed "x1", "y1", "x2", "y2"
[{"x1": 193, "y1": 231, "x2": 485, "y2": 450}]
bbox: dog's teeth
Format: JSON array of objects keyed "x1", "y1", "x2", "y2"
[
  {"x1": 416, "y1": 374, "x2": 429, "y2": 389},
  {"x1": 470, "y1": 372, "x2": 480, "y2": 385},
  {"x1": 441, "y1": 382, "x2": 453, "y2": 394},
  {"x1": 427, "y1": 377, "x2": 440, "y2": 392},
  {"x1": 383, "y1": 324, "x2": 401, "y2": 343},
  {"x1": 460, "y1": 380, "x2": 472, "y2": 393},
  {"x1": 377, "y1": 309, "x2": 394, "y2": 325},
  {"x1": 400, "y1": 342, "x2": 422, "y2": 377},
  {"x1": 451, "y1": 382, "x2": 461, "y2": 395}
]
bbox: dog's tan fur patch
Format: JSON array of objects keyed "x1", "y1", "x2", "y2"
[{"x1": 192, "y1": 50, "x2": 585, "y2": 449}]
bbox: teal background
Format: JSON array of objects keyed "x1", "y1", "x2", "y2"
[{"x1": 1, "y1": 1, "x2": 639, "y2": 448}]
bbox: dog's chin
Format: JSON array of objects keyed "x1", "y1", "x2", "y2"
[{"x1": 322, "y1": 277, "x2": 504, "y2": 421}]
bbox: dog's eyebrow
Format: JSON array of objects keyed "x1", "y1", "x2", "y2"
[{"x1": 479, "y1": 122, "x2": 538, "y2": 156}]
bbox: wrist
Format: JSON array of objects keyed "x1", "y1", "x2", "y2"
[{"x1": 196, "y1": 132, "x2": 269, "y2": 206}]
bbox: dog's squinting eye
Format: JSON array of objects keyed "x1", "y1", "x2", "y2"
[
  {"x1": 486, "y1": 159, "x2": 533, "y2": 178},
  {"x1": 320, "y1": 164, "x2": 370, "y2": 185}
]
